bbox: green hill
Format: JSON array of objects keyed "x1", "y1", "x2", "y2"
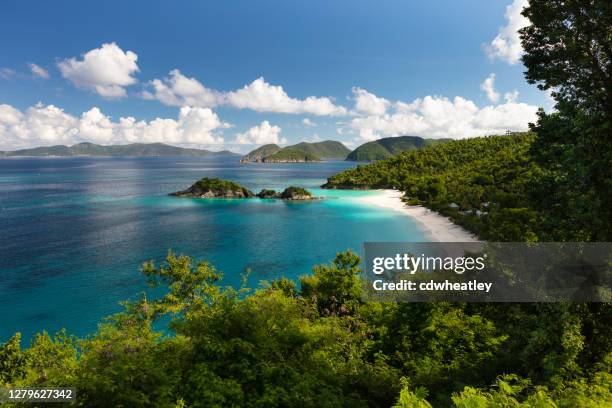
[
  {"x1": 239, "y1": 144, "x2": 282, "y2": 162},
  {"x1": 286, "y1": 140, "x2": 350, "y2": 159},
  {"x1": 346, "y1": 136, "x2": 451, "y2": 161},
  {"x1": 0, "y1": 142, "x2": 238, "y2": 157},
  {"x1": 262, "y1": 148, "x2": 320, "y2": 162},
  {"x1": 241, "y1": 140, "x2": 350, "y2": 163}
]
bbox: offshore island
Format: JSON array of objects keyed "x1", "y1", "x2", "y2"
[{"x1": 170, "y1": 177, "x2": 319, "y2": 200}]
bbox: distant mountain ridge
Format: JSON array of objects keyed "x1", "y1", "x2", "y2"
[
  {"x1": 241, "y1": 140, "x2": 350, "y2": 163},
  {"x1": 346, "y1": 136, "x2": 451, "y2": 161},
  {"x1": 0, "y1": 142, "x2": 238, "y2": 157}
]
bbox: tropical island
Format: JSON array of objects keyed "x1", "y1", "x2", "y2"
[
  {"x1": 170, "y1": 177, "x2": 318, "y2": 200},
  {"x1": 0, "y1": 142, "x2": 239, "y2": 157},
  {"x1": 240, "y1": 140, "x2": 350, "y2": 162}
]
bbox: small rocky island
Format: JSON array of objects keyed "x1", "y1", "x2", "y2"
[{"x1": 170, "y1": 177, "x2": 319, "y2": 200}]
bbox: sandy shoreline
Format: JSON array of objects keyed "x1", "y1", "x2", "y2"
[{"x1": 355, "y1": 189, "x2": 479, "y2": 242}]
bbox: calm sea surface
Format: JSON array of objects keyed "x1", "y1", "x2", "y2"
[{"x1": 0, "y1": 156, "x2": 426, "y2": 341}]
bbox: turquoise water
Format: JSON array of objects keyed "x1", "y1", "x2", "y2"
[{"x1": 0, "y1": 156, "x2": 426, "y2": 341}]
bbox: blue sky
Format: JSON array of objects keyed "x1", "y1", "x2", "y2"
[{"x1": 0, "y1": 0, "x2": 546, "y2": 152}]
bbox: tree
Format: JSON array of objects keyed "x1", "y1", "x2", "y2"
[{"x1": 520, "y1": 0, "x2": 612, "y2": 241}]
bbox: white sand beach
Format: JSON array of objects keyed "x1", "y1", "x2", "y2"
[{"x1": 356, "y1": 190, "x2": 479, "y2": 242}]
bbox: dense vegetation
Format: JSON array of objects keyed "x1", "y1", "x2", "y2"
[
  {"x1": 346, "y1": 136, "x2": 449, "y2": 161},
  {"x1": 289, "y1": 140, "x2": 350, "y2": 159},
  {"x1": 0, "y1": 142, "x2": 236, "y2": 157},
  {"x1": 170, "y1": 177, "x2": 255, "y2": 198},
  {"x1": 326, "y1": 0, "x2": 611, "y2": 244},
  {"x1": 193, "y1": 178, "x2": 250, "y2": 193},
  {"x1": 241, "y1": 140, "x2": 350, "y2": 162},
  {"x1": 1, "y1": 251, "x2": 610, "y2": 407},
  {"x1": 279, "y1": 186, "x2": 312, "y2": 198},
  {"x1": 325, "y1": 133, "x2": 547, "y2": 241},
  {"x1": 263, "y1": 147, "x2": 321, "y2": 162}
]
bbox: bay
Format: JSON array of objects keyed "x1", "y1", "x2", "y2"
[{"x1": 0, "y1": 156, "x2": 426, "y2": 341}]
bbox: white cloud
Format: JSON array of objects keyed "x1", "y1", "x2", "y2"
[
  {"x1": 0, "y1": 68, "x2": 16, "y2": 79},
  {"x1": 302, "y1": 118, "x2": 316, "y2": 127},
  {"x1": 352, "y1": 87, "x2": 390, "y2": 115},
  {"x1": 234, "y1": 120, "x2": 286, "y2": 145},
  {"x1": 504, "y1": 90, "x2": 519, "y2": 103},
  {"x1": 486, "y1": 0, "x2": 529, "y2": 65},
  {"x1": 349, "y1": 93, "x2": 538, "y2": 140},
  {"x1": 142, "y1": 69, "x2": 221, "y2": 107},
  {"x1": 144, "y1": 71, "x2": 347, "y2": 116},
  {"x1": 480, "y1": 73, "x2": 500, "y2": 103},
  {"x1": 57, "y1": 43, "x2": 139, "y2": 99},
  {"x1": 225, "y1": 77, "x2": 347, "y2": 115},
  {"x1": 0, "y1": 103, "x2": 229, "y2": 150},
  {"x1": 28, "y1": 63, "x2": 49, "y2": 79}
]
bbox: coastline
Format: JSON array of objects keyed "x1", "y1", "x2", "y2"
[{"x1": 354, "y1": 189, "x2": 479, "y2": 242}]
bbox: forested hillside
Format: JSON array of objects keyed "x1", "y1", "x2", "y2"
[
  {"x1": 325, "y1": 133, "x2": 546, "y2": 241},
  {"x1": 241, "y1": 140, "x2": 350, "y2": 162},
  {"x1": 239, "y1": 143, "x2": 282, "y2": 162},
  {"x1": 346, "y1": 136, "x2": 452, "y2": 161},
  {"x1": 290, "y1": 140, "x2": 350, "y2": 158}
]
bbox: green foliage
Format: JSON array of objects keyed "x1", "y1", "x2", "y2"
[
  {"x1": 242, "y1": 140, "x2": 350, "y2": 162},
  {"x1": 193, "y1": 177, "x2": 249, "y2": 194},
  {"x1": 0, "y1": 333, "x2": 27, "y2": 383},
  {"x1": 288, "y1": 140, "x2": 351, "y2": 159},
  {"x1": 280, "y1": 186, "x2": 312, "y2": 198},
  {"x1": 240, "y1": 143, "x2": 282, "y2": 162},
  {"x1": 0, "y1": 251, "x2": 610, "y2": 407},
  {"x1": 300, "y1": 250, "x2": 362, "y2": 315},
  {"x1": 392, "y1": 378, "x2": 432, "y2": 408},
  {"x1": 521, "y1": 0, "x2": 612, "y2": 241},
  {"x1": 264, "y1": 147, "x2": 321, "y2": 162},
  {"x1": 325, "y1": 133, "x2": 545, "y2": 241},
  {"x1": 346, "y1": 136, "x2": 428, "y2": 161}
]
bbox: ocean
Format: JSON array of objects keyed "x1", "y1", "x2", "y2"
[{"x1": 0, "y1": 156, "x2": 426, "y2": 341}]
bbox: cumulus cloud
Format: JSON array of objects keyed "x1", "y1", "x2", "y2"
[
  {"x1": 144, "y1": 70, "x2": 347, "y2": 116},
  {"x1": 226, "y1": 78, "x2": 347, "y2": 115},
  {"x1": 480, "y1": 74, "x2": 500, "y2": 103},
  {"x1": 348, "y1": 93, "x2": 538, "y2": 140},
  {"x1": 57, "y1": 43, "x2": 139, "y2": 99},
  {"x1": 28, "y1": 63, "x2": 49, "y2": 79},
  {"x1": 302, "y1": 118, "x2": 316, "y2": 127},
  {"x1": 141, "y1": 69, "x2": 221, "y2": 107},
  {"x1": 352, "y1": 87, "x2": 390, "y2": 115},
  {"x1": 234, "y1": 120, "x2": 286, "y2": 145},
  {"x1": 485, "y1": 0, "x2": 529, "y2": 65},
  {"x1": 0, "y1": 103, "x2": 229, "y2": 150}
]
